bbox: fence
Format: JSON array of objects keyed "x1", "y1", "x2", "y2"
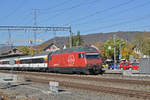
[{"x1": 139, "y1": 58, "x2": 150, "y2": 74}]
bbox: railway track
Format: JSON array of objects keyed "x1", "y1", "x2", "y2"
[
  {"x1": 1, "y1": 70, "x2": 149, "y2": 86},
  {"x1": 1, "y1": 70, "x2": 150, "y2": 99},
  {"x1": 25, "y1": 76, "x2": 150, "y2": 99},
  {"x1": 32, "y1": 72, "x2": 150, "y2": 86}
]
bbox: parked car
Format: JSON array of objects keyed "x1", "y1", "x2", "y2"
[
  {"x1": 108, "y1": 63, "x2": 119, "y2": 70},
  {"x1": 128, "y1": 63, "x2": 139, "y2": 70},
  {"x1": 119, "y1": 62, "x2": 139, "y2": 70},
  {"x1": 119, "y1": 62, "x2": 129, "y2": 70}
]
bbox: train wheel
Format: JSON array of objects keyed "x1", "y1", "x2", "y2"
[
  {"x1": 84, "y1": 70, "x2": 90, "y2": 75},
  {"x1": 92, "y1": 70, "x2": 100, "y2": 75}
]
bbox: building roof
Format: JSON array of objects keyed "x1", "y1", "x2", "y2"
[{"x1": 52, "y1": 46, "x2": 97, "y2": 54}]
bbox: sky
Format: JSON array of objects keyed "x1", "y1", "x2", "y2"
[{"x1": 0, "y1": 0, "x2": 150, "y2": 46}]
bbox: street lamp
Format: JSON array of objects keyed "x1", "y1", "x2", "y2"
[{"x1": 108, "y1": 46, "x2": 111, "y2": 50}]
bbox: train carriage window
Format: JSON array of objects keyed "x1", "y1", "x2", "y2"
[
  {"x1": 20, "y1": 59, "x2": 32, "y2": 64},
  {"x1": 20, "y1": 58, "x2": 44, "y2": 64},
  {"x1": 32, "y1": 58, "x2": 44, "y2": 63},
  {"x1": 2, "y1": 61, "x2": 9, "y2": 64}
]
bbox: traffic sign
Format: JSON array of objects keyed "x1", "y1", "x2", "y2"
[{"x1": 129, "y1": 55, "x2": 135, "y2": 63}]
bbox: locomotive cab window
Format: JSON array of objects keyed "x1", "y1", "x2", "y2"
[
  {"x1": 85, "y1": 53, "x2": 100, "y2": 59},
  {"x1": 78, "y1": 53, "x2": 85, "y2": 58}
]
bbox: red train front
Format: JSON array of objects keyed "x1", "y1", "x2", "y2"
[{"x1": 47, "y1": 46, "x2": 102, "y2": 74}]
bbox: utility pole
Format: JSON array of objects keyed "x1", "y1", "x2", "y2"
[
  {"x1": 33, "y1": 9, "x2": 37, "y2": 45},
  {"x1": 8, "y1": 29, "x2": 13, "y2": 48},
  {"x1": 8, "y1": 29, "x2": 11, "y2": 45},
  {"x1": 113, "y1": 34, "x2": 116, "y2": 67},
  {"x1": 69, "y1": 26, "x2": 72, "y2": 48},
  {"x1": 8, "y1": 30, "x2": 14, "y2": 81},
  {"x1": 53, "y1": 31, "x2": 56, "y2": 45}
]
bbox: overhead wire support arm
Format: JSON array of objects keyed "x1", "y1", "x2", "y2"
[
  {"x1": 0, "y1": 26, "x2": 71, "y2": 31},
  {"x1": 0, "y1": 25, "x2": 73, "y2": 48}
]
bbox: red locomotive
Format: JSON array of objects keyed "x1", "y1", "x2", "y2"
[{"x1": 47, "y1": 46, "x2": 103, "y2": 74}]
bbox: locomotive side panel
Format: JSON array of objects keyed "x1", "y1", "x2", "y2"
[
  {"x1": 48, "y1": 52, "x2": 86, "y2": 67},
  {"x1": 47, "y1": 50, "x2": 102, "y2": 74}
]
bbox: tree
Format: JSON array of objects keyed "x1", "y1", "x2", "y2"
[
  {"x1": 134, "y1": 32, "x2": 150, "y2": 57},
  {"x1": 18, "y1": 46, "x2": 42, "y2": 55},
  {"x1": 103, "y1": 38, "x2": 126, "y2": 60},
  {"x1": 72, "y1": 31, "x2": 84, "y2": 47},
  {"x1": 121, "y1": 43, "x2": 139, "y2": 60},
  {"x1": 17, "y1": 46, "x2": 30, "y2": 54}
]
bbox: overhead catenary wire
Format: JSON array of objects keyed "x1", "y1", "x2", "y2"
[
  {"x1": 16, "y1": 10, "x2": 33, "y2": 25},
  {"x1": 63, "y1": 0, "x2": 102, "y2": 22},
  {"x1": 39, "y1": 0, "x2": 101, "y2": 24},
  {"x1": 0, "y1": 0, "x2": 27, "y2": 21},
  {"x1": 65, "y1": 0, "x2": 135, "y2": 25},
  {"x1": 71, "y1": 0, "x2": 150, "y2": 26},
  {"x1": 82, "y1": 13, "x2": 150, "y2": 33},
  {"x1": 40, "y1": 0, "x2": 99, "y2": 14},
  {"x1": 23, "y1": 17, "x2": 34, "y2": 26},
  {"x1": 124, "y1": 25, "x2": 150, "y2": 28},
  {"x1": 40, "y1": 0, "x2": 73, "y2": 11},
  {"x1": 38, "y1": 0, "x2": 89, "y2": 23},
  {"x1": 51, "y1": 0, "x2": 100, "y2": 13}
]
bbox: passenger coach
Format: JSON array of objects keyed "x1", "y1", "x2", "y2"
[{"x1": 0, "y1": 52, "x2": 48, "y2": 71}]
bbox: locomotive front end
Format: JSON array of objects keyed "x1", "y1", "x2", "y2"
[{"x1": 85, "y1": 52, "x2": 102, "y2": 74}]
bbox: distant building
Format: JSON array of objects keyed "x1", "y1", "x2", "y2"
[
  {"x1": 43, "y1": 43, "x2": 60, "y2": 52},
  {"x1": 36, "y1": 42, "x2": 62, "y2": 52},
  {"x1": 1, "y1": 47, "x2": 27, "y2": 56},
  {"x1": 134, "y1": 48, "x2": 142, "y2": 57},
  {"x1": 0, "y1": 47, "x2": 27, "y2": 59},
  {"x1": 134, "y1": 47, "x2": 149, "y2": 58},
  {"x1": 90, "y1": 45, "x2": 100, "y2": 53}
]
